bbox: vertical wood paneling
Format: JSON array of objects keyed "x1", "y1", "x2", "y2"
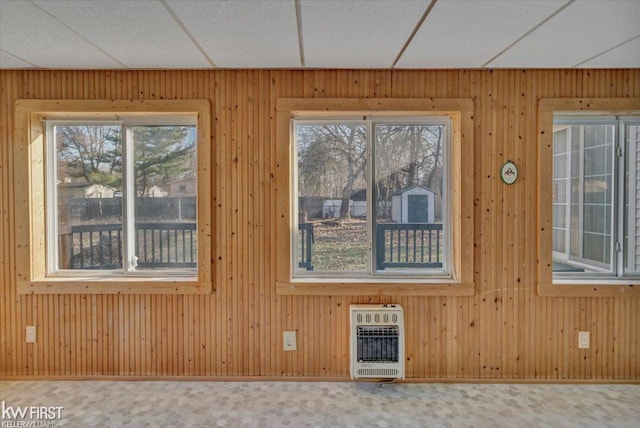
[{"x1": 0, "y1": 69, "x2": 639, "y2": 380}]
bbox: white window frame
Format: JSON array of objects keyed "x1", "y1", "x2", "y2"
[
  {"x1": 291, "y1": 117, "x2": 452, "y2": 279},
  {"x1": 626, "y1": 121, "x2": 639, "y2": 274},
  {"x1": 552, "y1": 115, "x2": 640, "y2": 281},
  {"x1": 45, "y1": 117, "x2": 198, "y2": 277}
]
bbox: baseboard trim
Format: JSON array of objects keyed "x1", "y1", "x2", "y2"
[{"x1": 1, "y1": 375, "x2": 638, "y2": 384}]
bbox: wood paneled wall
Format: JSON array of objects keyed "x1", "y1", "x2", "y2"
[{"x1": 1, "y1": 69, "x2": 638, "y2": 380}]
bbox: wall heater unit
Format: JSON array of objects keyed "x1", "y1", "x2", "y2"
[{"x1": 350, "y1": 304, "x2": 404, "y2": 380}]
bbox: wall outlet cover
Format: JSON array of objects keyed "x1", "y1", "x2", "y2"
[
  {"x1": 283, "y1": 331, "x2": 297, "y2": 351},
  {"x1": 26, "y1": 326, "x2": 36, "y2": 343},
  {"x1": 578, "y1": 331, "x2": 590, "y2": 349}
]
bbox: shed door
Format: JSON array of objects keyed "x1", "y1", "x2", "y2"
[{"x1": 408, "y1": 194, "x2": 429, "y2": 223}]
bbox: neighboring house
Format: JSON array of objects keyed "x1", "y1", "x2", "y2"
[
  {"x1": 168, "y1": 177, "x2": 196, "y2": 197},
  {"x1": 143, "y1": 185, "x2": 168, "y2": 198},
  {"x1": 58, "y1": 182, "x2": 116, "y2": 199},
  {"x1": 321, "y1": 188, "x2": 367, "y2": 218},
  {"x1": 391, "y1": 185, "x2": 436, "y2": 224}
]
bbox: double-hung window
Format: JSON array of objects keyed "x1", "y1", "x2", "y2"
[
  {"x1": 46, "y1": 118, "x2": 197, "y2": 275},
  {"x1": 293, "y1": 118, "x2": 450, "y2": 278},
  {"x1": 552, "y1": 116, "x2": 640, "y2": 279}
]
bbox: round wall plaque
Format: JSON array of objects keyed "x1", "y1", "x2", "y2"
[{"x1": 500, "y1": 161, "x2": 518, "y2": 185}]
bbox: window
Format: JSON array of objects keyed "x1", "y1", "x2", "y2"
[
  {"x1": 15, "y1": 100, "x2": 212, "y2": 294},
  {"x1": 275, "y1": 98, "x2": 474, "y2": 296},
  {"x1": 47, "y1": 119, "x2": 197, "y2": 275},
  {"x1": 293, "y1": 118, "x2": 450, "y2": 277},
  {"x1": 552, "y1": 118, "x2": 639, "y2": 276},
  {"x1": 538, "y1": 98, "x2": 640, "y2": 297}
]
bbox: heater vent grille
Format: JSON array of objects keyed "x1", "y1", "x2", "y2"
[
  {"x1": 356, "y1": 326, "x2": 399, "y2": 363},
  {"x1": 357, "y1": 368, "x2": 400, "y2": 377},
  {"x1": 350, "y1": 304, "x2": 404, "y2": 379}
]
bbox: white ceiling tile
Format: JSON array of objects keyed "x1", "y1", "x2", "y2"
[
  {"x1": 578, "y1": 36, "x2": 640, "y2": 68},
  {"x1": 490, "y1": 0, "x2": 640, "y2": 68},
  {"x1": 166, "y1": 0, "x2": 300, "y2": 68},
  {"x1": 0, "y1": 0, "x2": 120, "y2": 68},
  {"x1": 301, "y1": 0, "x2": 428, "y2": 68},
  {"x1": 1, "y1": 0, "x2": 638, "y2": 70},
  {"x1": 33, "y1": 0, "x2": 211, "y2": 68},
  {"x1": 0, "y1": 50, "x2": 35, "y2": 68},
  {"x1": 397, "y1": 0, "x2": 566, "y2": 68}
]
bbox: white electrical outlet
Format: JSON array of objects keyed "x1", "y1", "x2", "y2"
[
  {"x1": 578, "y1": 331, "x2": 590, "y2": 349},
  {"x1": 283, "y1": 331, "x2": 297, "y2": 351},
  {"x1": 26, "y1": 326, "x2": 36, "y2": 343}
]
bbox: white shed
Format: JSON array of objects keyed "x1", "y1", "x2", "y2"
[{"x1": 391, "y1": 185, "x2": 436, "y2": 223}]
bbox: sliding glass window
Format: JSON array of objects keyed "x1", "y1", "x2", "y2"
[
  {"x1": 292, "y1": 118, "x2": 450, "y2": 278},
  {"x1": 46, "y1": 118, "x2": 197, "y2": 275}
]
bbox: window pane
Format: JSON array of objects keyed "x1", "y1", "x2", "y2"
[
  {"x1": 132, "y1": 125, "x2": 197, "y2": 272},
  {"x1": 552, "y1": 128, "x2": 569, "y2": 256},
  {"x1": 553, "y1": 124, "x2": 614, "y2": 273},
  {"x1": 55, "y1": 125, "x2": 123, "y2": 270},
  {"x1": 583, "y1": 233, "x2": 610, "y2": 265},
  {"x1": 553, "y1": 154, "x2": 567, "y2": 179},
  {"x1": 569, "y1": 203, "x2": 581, "y2": 259},
  {"x1": 584, "y1": 124, "x2": 614, "y2": 148},
  {"x1": 584, "y1": 204, "x2": 606, "y2": 233},
  {"x1": 553, "y1": 205, "x2": 566, "y2": 229},
  {"x1": 583, "y1": 176, "x2": 608, "y2": 204},
  {"x1": 552, "y1": 228, "x2": 566, "y2": 253},
  {"x1": 581, "y1": 125, "x2": 614, "y2": 270},
  {"x1": 552, "y1": 180, "x2": 566, "y2": 203},
  {"x1": 295, "y1": 124, "x2": 368, "y2": 273},
  {"x1": 374, "y1": 124, "x2": 445, "y2": 272},
  {"x1": 625, "y1": 124, "x2": 640, "y2": 274},
  {"x1": 553, "y1": 128, "x2": 568, "y2": 154},
  {"x1": 584, "y1": 146, "x2": 606, "y2": 176}
]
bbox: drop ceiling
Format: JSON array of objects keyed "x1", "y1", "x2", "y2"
[{"x1": 1, "y1": 0, "x2": 638, "y2": 69}]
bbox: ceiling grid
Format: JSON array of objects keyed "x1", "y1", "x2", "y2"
[{"x1": 0, "y1": 0, "x2": 638, "y2": 69}]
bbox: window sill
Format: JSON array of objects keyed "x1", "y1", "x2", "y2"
[
  {"x1": 537, "y1": 281, "x2": 640, "y2": 298},
  {"x1": 276, "y1": 280, "x2": 474, "y2": 296},
  {"x1": 18, "y1": 278, "x2": 212, "y2": 294}
]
